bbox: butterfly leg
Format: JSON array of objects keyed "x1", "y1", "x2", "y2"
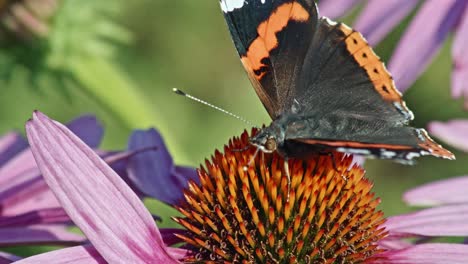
[
  {"x1": 283, "y1": 159, "x2": 291, "y2": 201},
  {"x1": 328, "y1": 152, "x2": 339, "y2": 172}
]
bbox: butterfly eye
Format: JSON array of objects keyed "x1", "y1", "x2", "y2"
[{"x1": 265, "y1": 137, "x2": 277, "y2": 151}]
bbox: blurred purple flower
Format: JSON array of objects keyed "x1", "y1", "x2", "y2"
[
  {"x1": 321, "y1": 0, "x2": 468, "y2": 104},
  {"x1": 428, "y1": 120, "x2": 468, "y2": 153},
  {"x1": 13, "y1": 111, "x2": 468, "y2": 263},
  {"x1": 0, "y1": 113, "x2": 196, "y2": 259},
  {"x1": 373, "y1": 174, "x2": 468, "y2": 262},
  {"x1": 0, "y1": 115, "x2": 103, "y2": 249}
]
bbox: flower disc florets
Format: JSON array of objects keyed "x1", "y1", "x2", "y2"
[{"x1": 175, "y1": 129, "x2": 387, "y2": 263}]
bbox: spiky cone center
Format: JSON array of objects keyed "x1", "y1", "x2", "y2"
[{"x1": 174, "y1": 129, "x2": 388, "y2": 263}]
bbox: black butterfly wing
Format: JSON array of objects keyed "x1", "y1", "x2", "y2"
[
  {"x1": 283, "y1": 16, "x2": 454, "y2": 160},
  {"x1": 220, "y1": 0, "x2": 318, "y2": 118}
]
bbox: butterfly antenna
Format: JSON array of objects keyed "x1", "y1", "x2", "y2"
[{"x1": 173, "y1": 88, "x2": 256, "y2": 127}]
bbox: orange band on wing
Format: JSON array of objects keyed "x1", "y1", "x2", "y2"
[
  {"x1": 339, "y1": 23, "x2": 404, "y2": 104},
  {"x1": 241, "y1": 2, "x2": 309, "y2": 80},
  {"x1": 416, "y1": 129, "x2": 455, "y2": 159},
  {"x1": 295, "y1": 139, "x2": 414, "y2": 150}
]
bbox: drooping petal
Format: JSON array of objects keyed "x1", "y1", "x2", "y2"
[
  {"x1": 174, "y1": 165, "x2": 199, "y2": 186},
  {"x1": 0, "y1": 174, "x2": 61, "y2": 216},
  {"x1": 13, "y1": 245, "x2": 105, "y2": 264},
  {"x1": 385, "y1": 204, "x2": 468, "y2": 237},
  {"x1": 25, "y1": 111, "x2": 177, "y2": 263},
  {"x1": 0, "y1": 252, "x2": 20, "y2": 264},
  {"x1": 378, "y1": 239, "x2": 413, "y2": 251},
  {"x1": 354, "y1": 0, "x2": 419, "y2": 46},
  {"x1": 13, "y1": 245, "x2": 189, "y2": 264},
  {"x1": 428, "y1": 120, "x2": 468, "y2": 152},
  {"x1": 0, "y1": 115, "x2": 105, "y2": 215},
  {"x1": 389, "y1": 0, "x2": 466, "y2": 92},
  {"x1": 0, "y1": 225, "x2": 84, "y2": 246},
  {"x1": 318, "y1": 0, "x2": 361, "y2": 19},
  {"x1": 0, "y1": 133, "x2": 27, "y2": 167},
  {"x1": 65, "y1": 115, "x2": 104, "y2": 149},
  {"x1": 0, "y1": 150, "x2": 38, "y2": 191},
  {"x1": 451, "y1": 8, "x2": 468, "y2": 106},
  {"x1": 167, "y1": 248, "x2": 191, "y2": 261},
  {"x1": 0, "y1": 208, "x2": 70, "y2": 227},
  {"x1": 374, "y1": 243, "x2": 468, "y2": 264},
  {"x1": 127, "y1": 129, "x2": 197, "y2": 206},
  {"x1": 403, "y1": 175, "x2": 468, "y2": 206}
]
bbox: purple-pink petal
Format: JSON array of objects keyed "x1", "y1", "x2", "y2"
[
  {"x1": 0, "y1": 252, "x2": 21, "y2": 263},
  {"x1": 0, "y1": 225, "x2": 84, "y2": 246},
  {"x1": 374, "y1": 243, "x2": 468, "y2": 263},
  {"x1": 428, "y1": 120, "x2": 468, "y2": 153},
  {"x1": 385, "y1": 204, "x2": 468, "y2": 237},
  {"x1": 13, "y1": 245, "x2": 105, "y2": 264},
  {"x1": 318, "y1": 0, "x2": 360, "y2": 19},
  {"x1": 25, "y1": 111, "x2": 177, "y2": 263},
  {"x1": 403, "y1": 175, "x2": 468, "y2": 206},
  {"x1": 0, "y1": 173, "x2": 61, "y2": 216},
  {"x1": 127, "y1": 129, "x2": 197, "y2": 206},
  {"x1": 452, "y1": 8, "x2": 468, "y2": 106},
  {"x1": 354, "y1": 0, "x2": 419, "y2": 46},
  {"x1": 0, "y1": 208, "x2": 71, "y2": 227},
  {"x1": 1, "y1": 115, "x2": 105, "y2": 216},
  {"x1": 12, "y1": 245, "x2": 189, "y2": 264},
  {"x1": 388, "y1": 0, "x2": 466, "y2": 93},
  {"x1": 0, "y1": 133, "x2": 27, "y2": 168}
]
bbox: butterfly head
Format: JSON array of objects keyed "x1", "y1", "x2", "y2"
[{"x1": 250, "y1": 125, "x2": 285, "y2": 153}]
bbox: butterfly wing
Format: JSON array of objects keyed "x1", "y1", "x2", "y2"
[
  {"x1": 220, "y1": 0, "x2": 318, "y2": 118},
  {"x1": 283, "y1": 14, "x2": 454, "y2": 160},
  {"x1": 220, "y1": 0, "x2": 454, "y2": 161}
]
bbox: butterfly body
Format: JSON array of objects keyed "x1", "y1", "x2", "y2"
[{"x1": 220, "y1": 0, "x2": 455, "y2": 162}]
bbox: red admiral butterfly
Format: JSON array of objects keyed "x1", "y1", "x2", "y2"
[{"x1": 220, "y1": 0, "x2": 455, "y2": 163}]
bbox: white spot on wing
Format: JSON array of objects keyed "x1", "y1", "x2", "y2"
[
  {"x1": 323, "y1": 16, "x2": 338, "y2": 26},
  {"x1": 220, "y1": 0, "x2": 246, "y2": 12},
  {"x1": 336, "y1": 147, "x2": 370, "y2": 155},
  {"x1": 405, "y1": 152, "x2": 420, "y2": 160},
  {"x1": 380, "y1": 149, "x2": 396, "y2": 158}
]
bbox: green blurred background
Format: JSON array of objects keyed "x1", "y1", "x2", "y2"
[{"x1": 1, "y1": 0, "x2": 467, "y2": 256}]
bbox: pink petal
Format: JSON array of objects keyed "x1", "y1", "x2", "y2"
[
  {"x1": 452, "y1": 8, "x2": 468, "y2": 105},
  {"x1": 0, "y1": 150, "x2": 38, "y2": 191},
  {"x1": 167, "y1": 248, "x2": 191, "y2": 261},
  {"x1": 0, "y1": 174, "x2": 61, "y2": 216},
  {"x1": 378, "y1": 239, "x2": 413, "y2": 250},
  {"x1": 403, "y1": 175, "x2": 468, "y2": 206},
  {"x1": 1, "y1": 115, "x2": 104, "y2": 215},
  {"x1": 374, "y1": 243, "x2": 468, "y2": 263},
  {"x1": 388, "y1": 0, "x2": 466, "y2": 93},
  {"x1": 0, "y1": 208, "x2": 70, "y2": 227},
  {"x1": 318, "y1": 0, "x2": 361, "y2": 19},
  {"x1": 12, "y1": 245, "x2": 105, "y2": 264},
  {"x1": 386, "y1": 204, "x2": 468, "y2": 237},
  {"x1": 428, "y1": 120, "x2": 468, "y2": 153},
  {"x1": 13, "y1": 245, "x2": 189, "y2": 264},
  {"x1": 26, "y1": 111, "x2": 177, "y2": 263},
  {"x1": 0, "y1": 225, "x2": 84, "y2": 246},
  {"x1": 354, "y1": 0, "x2": 419, "y2": 46},
  {"x1": 0, "y1": 252, "x2": 21, "y2": 263},
  {"x1": 0, "y1": 132, "x2": 27, "y2": 167}
]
